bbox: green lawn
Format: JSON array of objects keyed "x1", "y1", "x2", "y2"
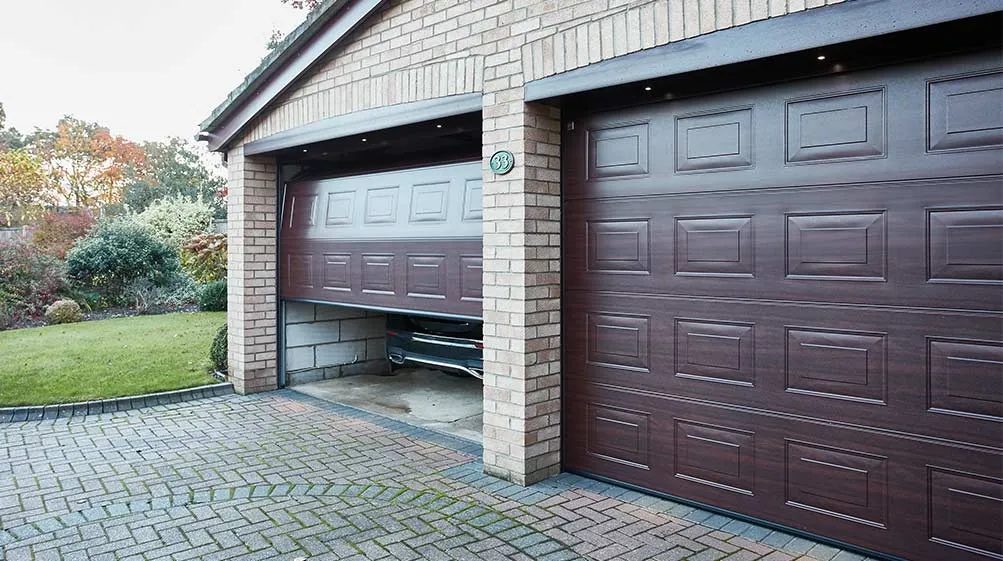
[{"x1": 0, "y1": 312, "x2": 225, "y2": 407}]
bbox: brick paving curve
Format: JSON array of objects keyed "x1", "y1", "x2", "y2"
[{"x1": 0, "y1": 390, "x2": 876, "y2": 561}]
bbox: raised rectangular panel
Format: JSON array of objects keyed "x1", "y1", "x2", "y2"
[
  {"x1": 410, "y1": 182, "x2": 449, "y2": 223},
  {"x1": 787, "y1": 212, "x2": 886, "y2": 280},
  {"x1": 675, "y1": 419, "x2": 755, "y2": 495},
  {"x1": 364, "y1": 186, "x2": 399, "y2": 224},
  {"x1": 928, "y1": 70, "x2": 1003, "y2": 152},
  {"x1": 929, "y1": 466, "x2": 1003, "y2": 559},
  {"x1": 928, "y1": 208, "x2": 1003, "y2": 284},
  {"x1": 928, "y1": 338, "x2": 1003, "y2": 421},
  {"x1": 676, "y1": 107, "x2": 753, "y2": 173},
  {"x1": 675, "y1": 319, "x2": 755, "y2": 386},
  {"x1": 460, "y1": 256, "x2": 482, "y2": 302},
  {"x1": 287, "y1": 194, "x2": 318, "y2": 229},
  {"x1": 361, "y1": 254, "x2": 394, "y2": 294},
  {"x1": 587, "y1": 219, "x2": 650, "y2": 274},
  {"x1": 786, "y1": 88, "x2": 885, "y2": 164},
  {"x1": 675, "y1": 216, "x2": 754, "y2": 277},
  {"x1": 462, "y1": 179, "x2": 482, "y2": 221},
  {"x1": 786, "y1": 327, "x2": 886, "y2": 404},
  {"x1": 322, "y1": 253, "x2": 351, "y2": 292},
  {"x1": 785, "y1": 441, "x2": 887, "y2": 528},
  {"x1": 588, "y1": 122, "x2": 649, "y2": 179},
  {"x1": 587, "y1": 404, "x2": 650, "y2": 469},
  {"x1": 325, "y1": 190, "x2": 355, "y2": 226},
  {"x1": 587, "y1": 312, "x2": 650, "y2": 372},
  {"x1": 287, "y1": 253, "x2": 314, "y2": 289},
  {"x1": 406, "y1": 255, "x2": 446, "y2": 299}
]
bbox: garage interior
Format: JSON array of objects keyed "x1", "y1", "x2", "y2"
[
  {"x1": 273, "y1": 111, "x2": 486, "y2": 442},
  {"x1": 260, "y1": 11, "x2": 1002, "y2": 561}
]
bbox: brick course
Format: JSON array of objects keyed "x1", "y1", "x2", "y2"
[{"x1": 225, "y1": 0, "x2": 848, "y2": 482}]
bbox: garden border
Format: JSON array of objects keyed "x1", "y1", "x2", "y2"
[{"x1": 0, "y1": 382, "x2": 233, "y2": 423}]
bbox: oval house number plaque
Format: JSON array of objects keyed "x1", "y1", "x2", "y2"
[{"x1": 489, "y1": 150, "x2": 515, "y2": 175}]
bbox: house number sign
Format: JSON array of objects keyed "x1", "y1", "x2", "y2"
[{"x1": 489, "y1": 150, "x2": 515, "y2": 175}]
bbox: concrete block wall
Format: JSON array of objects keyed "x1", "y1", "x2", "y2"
[
  {"x1": 227, "y1": 0, "x2": 850, "y2": 483},
  {"x1": 284, "y1": 302, "x2": 388, "y2": 385}
]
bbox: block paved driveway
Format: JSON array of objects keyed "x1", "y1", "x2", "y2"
[{"x1": 0, "y1": 390, "x2": 875, "y2": 561}]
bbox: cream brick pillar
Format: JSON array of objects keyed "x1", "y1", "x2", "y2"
[
  {"x1": 481, "y1": 92, "x2": 563, "y2": 486},
  {"x1": 226, "y1": 145, "x2": 279, "y2": 394}
]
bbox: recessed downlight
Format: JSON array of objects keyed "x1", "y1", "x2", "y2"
[
  {"x1": 361, "y1": 138, "x2": 367, "y2": 142},
  {"x1": 302, "y1": 149, "x2": 308, "y2": 153},
  {"x1": 436, "y1": 124, "x2": 443, "y2": 128},
  {"x1": 817, "y1": 55, "x2": 826, "y2": 61},
  {"x1": 644, "y1": 86, "x2": 652, "y2": 91}
]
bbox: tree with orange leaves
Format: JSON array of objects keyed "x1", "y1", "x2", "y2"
[{"x1": 31, "y1": 116, "x2": 147, "y2": 209}]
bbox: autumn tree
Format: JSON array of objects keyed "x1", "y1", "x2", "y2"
[
  {"x1": 0, "y1": 102, "x2": 27, "y2": 151},
  {"x1": 122, "y1": 137, "x2": 226, "y2": 217},
  {"x1": 31, "y1": 116, "x2": 147, "y2": 209},
  {"x1": 0, "y1": 149, "x2": 52, "y2": 226}
]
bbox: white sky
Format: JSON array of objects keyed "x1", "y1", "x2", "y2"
[{"x1": 0, "y1": 0, "x2": 307, "y2": 142}]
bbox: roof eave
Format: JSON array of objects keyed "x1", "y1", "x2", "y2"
[{"x1": 198, "y1": 0, "x2": 388, "y2": 152}]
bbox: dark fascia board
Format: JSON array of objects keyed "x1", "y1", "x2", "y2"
[
  {"x1": 525, "y1": 0, "x2": 1002, "y2": 102},
  {"x1": 201, "y1": 0, "x2": 388, "y2": 152},
  {"x1": 243, "y1": 93, "x2": 484, "y2": 156}
]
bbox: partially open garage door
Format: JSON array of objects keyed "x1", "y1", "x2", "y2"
[
  {"x1": 563, "y1": 51, "x2": 1002, "y2": 561},
  {"x1": 281, "y1": 161, "x2": 483, "y2": 318}
]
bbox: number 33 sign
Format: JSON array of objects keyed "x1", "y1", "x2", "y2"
[{"x1": 489, "y1": 150, "x2": 515, "y2": 175}]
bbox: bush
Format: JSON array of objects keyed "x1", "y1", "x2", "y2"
[
  {"x1": 181, "y1": 233, "x2": 226, "y2": 283},
  {"x1": 44, "y1": 299, "x2": 82, "y2": 325},
  {"x1": 125, "y1": 271, "x2": 199, "y2": 314},
  {"x1": 136, "y1": 195, "x2": 215, "y2": 250},
  {"x1": 210, "y1": 324, "x2": 227, "y2": 372},
  {"x1": 30, "y1": 210, "x2": 95, "y2": 259},
  {"x1": 66, "y1": 217, "x2": 179, "y2": 302},
  {"x1": 0, "y1": 240, "x2": 67, "y2": 327},
  {"x1": 198, "y1": 280, "x2": 227, "y2": 312}
]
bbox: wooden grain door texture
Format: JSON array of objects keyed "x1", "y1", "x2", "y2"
[
  {"x1": 562, "y1": 50, "x2": 1003, "y2": 561},
  {"x1": 280, "y1": 161, "x2": 483, "y2": 319}
]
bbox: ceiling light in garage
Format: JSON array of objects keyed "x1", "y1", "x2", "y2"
[
  {"x1": 436, "y1": 124, "x2": 443, "y2": 128},
  {"x1": 644, "y1": 86, "x2": 652, "y2": 91},
  {"x1": 302, "y1": 149, "x2": 308, "y2": 152},
  {"x1": 817, "y1": 54, "x2": 826, "y2": 60},
  {"x1": 361, "y1": 138, "x2": 367, "y2": 142}
]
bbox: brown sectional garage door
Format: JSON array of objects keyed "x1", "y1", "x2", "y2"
[
  {"x1": 563, "y1": 51, "x2": 1002, "y2": 561},
  {"x1": 281, "y1": 161, "x2": 483, "y2": 318}
]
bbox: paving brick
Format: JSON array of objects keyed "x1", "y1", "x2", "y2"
[{"x1": 1, "y1": 390, "x2": 855, "y2": 561}]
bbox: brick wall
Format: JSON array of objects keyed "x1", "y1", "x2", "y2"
[
  {"x1": 226, "y1": 147, "x2": 279, "y2": 395},
  {"x1": 227, "y1": 0, "x2": 849, "y2": 483},
  {"x1": 284, "y1": 302, "x2": 388, "y2": 385}
]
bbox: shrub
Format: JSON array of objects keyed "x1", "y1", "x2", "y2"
[
  {"x1": 210, "y1": 324, "x2": 227, "y2": 372},
  {"x1": 125, "y1": 271, "x2": 199, "y2": 314},
  {"x1": 30, "y1": 210, "x2": 95, "y2": 259},
  {"x1": 66, "y1": 217, "x2": 179, "y2": 302},
  {"x1": 44, "y1": 299, "x2": 82, "y2": 324},
  {"x1": 198, "y1": 280, "x2": 227, "y2": 312},
  {"x1": 181, "y1": 233, "x2": 227, "y2": 283},
  {"x1": 0, "y1": 240, "x2": 67, "y2": 326},
  {"x1": 136, "y1": 195, "x2": 215, "y2": 250}
]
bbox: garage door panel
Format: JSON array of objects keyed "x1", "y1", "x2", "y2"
[
  {"x1": 281, "y1": 161, "x2": 482, "y2": 318},
  {"x1": 564, "y1": 51, "x2": 1003, "y2": 561},
  {"x1": 565, "y1": 176, "x2": 1002, "y2": 311},
  {"x1": 566, "y1": 383, "x2": 1003, "y2": 561},
  {"x1": 564, "y1": 52, "x2": 1001, "y2": 202},
  {"x1": 283, "y1": 238, "x2": 481, "y2": 317},
  {"x1": 565, "y1": 289, "x2": 1003, "y2": 451}
]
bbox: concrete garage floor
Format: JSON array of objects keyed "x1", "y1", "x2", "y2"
[{"x1": 290, "y1": 367, "x2": 484, "y2": 443}]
